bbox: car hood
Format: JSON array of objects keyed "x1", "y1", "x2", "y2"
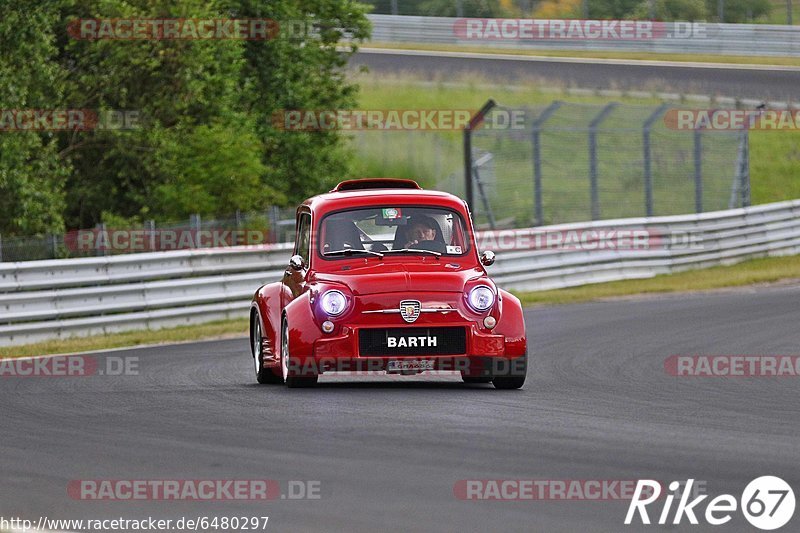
[{"x1": 312, "y1": 262, "x2": 486, "y2": 296}]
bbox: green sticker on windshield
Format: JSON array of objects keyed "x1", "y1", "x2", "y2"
[{"x1": 382, "y1": 208, "x2": 401, "y2": 219}]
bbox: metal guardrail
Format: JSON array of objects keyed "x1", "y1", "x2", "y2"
[
  {"x1": 367, "y1": 15, "x2": 800, "y2": 57},
  {"x1": 1, "y1": 200, "x2": 799, "y2": 347}
]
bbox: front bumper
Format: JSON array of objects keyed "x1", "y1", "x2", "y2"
[{"x1": 306, "y1": 323, "x2": 518, "y2": 376}]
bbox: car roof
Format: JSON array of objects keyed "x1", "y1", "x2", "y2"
[{"x1": 301, "y1": 179, "x2": 469, "y2": 217}]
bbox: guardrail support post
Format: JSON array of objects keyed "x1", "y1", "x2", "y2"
[
  {"x1": 694, "y1": 128, "x2": 703, "y2": 213},
  {"x1": 642, "y1": 103, "x2": 669, "y2": 218},
  {"x1": 531, "y1": 101, "x2": 563, "y2": 226},
  {"x1": 588, "y1": 102, "x2": 618, "y2": 221}
]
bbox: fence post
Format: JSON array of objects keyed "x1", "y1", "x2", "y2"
[
  {"x1": 0, "y1": 233, "x2": 3, "y2": 262},
  {"x1": 96, "y1": 223, "x2": 107, "y2": 256},
  {"x1": 190, "y1": 214, "x2": 201, "y2": 248},
  {"x1": 434, "y1": 135, "x2": 441, "y2": 181},
  {"x1": 269, "y1": 206, "x2": 280, "y2": 243},
  {"x1": 50, "y1": 234, "x2": 58, "y2": 259},
  {"x1": 741, "y1": 130, "x2": 751, "y2": 207},
  {"x1": 472, "y1": 153, "x2": 496, "y2": 230},
  {"x1": 531, "y1": 101, "x2": 563, "y2": 226},
  {"x1": 588, "y1": 103, "x2": 618, "y2": 221},
  {"x1": 694, "y1": 129, "x2": 703, "y2": 213},
  {"x1": 463, "y1": 99, "x2": 496, "y2": 215},
  {"x1": 642, "y1": 103, "x2": 669, "y2": 217},
  {"x1": 407, "y1": 130, "x2": 414, "y2": 168},
  {"x1": 463, "y1": 127, "x2": 473, "y2": 209},
  {"x1": 146, "y1": 219, "x2": 156, "y2": 251}
]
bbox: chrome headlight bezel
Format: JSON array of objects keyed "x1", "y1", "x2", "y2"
[
  {"x1": 468, "y1": 285, "x2": 495, "y2": 312},
  {"x1": 320, "y1": 289, "x2": 348, "y2": 317}
]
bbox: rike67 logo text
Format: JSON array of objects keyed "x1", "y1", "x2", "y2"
[{"x1": 626, "y1": 477, "x2": 795, "y2": 530}]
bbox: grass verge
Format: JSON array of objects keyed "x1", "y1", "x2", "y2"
[
  {"x1": 365, "y1": 43, "x2": 800, "y2": 67},
  {"x1": 0, "y1": 319, "x2": 247, "y2": 359},
  {"x1": 513, "y1": 254, "x2": 800, "y2": 306}
]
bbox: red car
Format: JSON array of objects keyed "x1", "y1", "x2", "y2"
[{"x1": 249, "y1": 178, "x2": 527, "y2": 388}]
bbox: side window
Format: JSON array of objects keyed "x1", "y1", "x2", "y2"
[{"x1": 295, "y1": 213, "x2": 311, "y2": 265}]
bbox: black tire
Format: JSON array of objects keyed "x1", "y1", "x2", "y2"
[
  {"x1": 281, "y1": 319, "x2": 318, "y2": 388},
  {"x1": 491, "y1": 375, "x2": 526, "y2": 389},
  {"x1": 461, "y1": 375, "x2": 492, "y2": 384},
  {"x1": 253, "y1": 316, "x2": 282, "y2": 384},
  {"x1": 491, "y1": 354, "x2": 527, "y2": 390}
]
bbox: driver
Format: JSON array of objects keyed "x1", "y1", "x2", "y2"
[{"x1": 404, "y1": 216, "x2": 439, "y2": 248}]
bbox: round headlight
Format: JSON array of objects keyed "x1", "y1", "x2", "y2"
[
  {"x1": 468, "y1": 285, "x2": 495, "y2": 312},
  {"x1": 320, "y1": 290, "x2": 347, "y2": 316}
]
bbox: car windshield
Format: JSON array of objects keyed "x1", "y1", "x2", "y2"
[{"x1": 318, "y1": 206, "x2": 470, "y2": 258}]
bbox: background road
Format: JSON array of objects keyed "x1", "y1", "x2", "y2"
[
  {"x1": 2, "y1": 286, "x2": 800, "y2": 532},
  {"x1": 351, "y1": 48, "x2": 800, "y2": 102}
]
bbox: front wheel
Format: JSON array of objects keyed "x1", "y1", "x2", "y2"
[
  {"x1": 491, "y1": 354, "x2": 527, "y2": 390},
  {"x1": 461, "y1": 375, "x2": 492, "y2": 384},
  {"x1": 491, "y1": 375, "x2": 526, "y2": 389},
  {"x1": 281, "y1": 319, "x2": 318, "y2": 388}
]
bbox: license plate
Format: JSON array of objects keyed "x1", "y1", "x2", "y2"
[
  {"x1": 387, "y1": 360, "x2": 435, "y2": 372},
  {"x1": 359, "y1": 327, "x2": 467, "y2": 356}
]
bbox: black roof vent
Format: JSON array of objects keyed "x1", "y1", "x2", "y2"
[{"x1": 332, "y1": 178, "x2": 421, "y2": 192}]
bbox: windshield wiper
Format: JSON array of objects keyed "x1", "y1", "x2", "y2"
[
  {"x1": 383, "y1": 248, "x2": 441, "y2": 258},
  {"x1": 324, "y1": 248, "x2": 384, "y2": 258}
]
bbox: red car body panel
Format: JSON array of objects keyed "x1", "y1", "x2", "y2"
[{"x1": 250, "y1": 180, "x2": 527, "y2": 380}]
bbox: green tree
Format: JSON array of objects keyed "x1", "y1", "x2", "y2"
[
  {"x1": 0, "y1": 3, "x2": 69, "y2": 236},
  {"x1": 418, "y1": 0, "x2": 511, "y2": 16},
  {"x1": 2, "y1": 0, "x2": 370, "y2": 234},
  {"x1": 630, "y1": 0, "x2": 709, "y2": 19},
  {"x1": 236, "y1": 0, "x2": 371, "y2": 202},
  {"x1": 706, "y1": 0, "x2": 771, "y2": 22},
  {"x1": 589, "y1": 0, "x2": 643, "y2": 18}
]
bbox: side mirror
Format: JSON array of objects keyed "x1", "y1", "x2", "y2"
[
  {"x1": 289, "y1": 255, "x2": 305, "y2": 271},
  {"x1": 480, "y1": 250, "x2": 495, "y2": 266}
]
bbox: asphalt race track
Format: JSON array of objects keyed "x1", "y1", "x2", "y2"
[
  {"x1": 2, "y1": 286, "x2": 800, "y2": 532},
  {"x1": 351, "y1": 48, "x2": 800, "y2": 102}
]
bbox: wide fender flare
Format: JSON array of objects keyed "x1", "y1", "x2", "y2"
[
  {"x1": 283, "y1": 293, "x2": 319, "y2": 360},
  {"x1": 495, "y1": 289, "x2": 527, "y2": 357},
  {"x1": 251, "y1": 282, "x2": 286, "y2": 359}
]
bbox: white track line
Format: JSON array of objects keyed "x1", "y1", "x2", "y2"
[{"x1": 358, "y1": 46, "x2": 800, "y2": 72}]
